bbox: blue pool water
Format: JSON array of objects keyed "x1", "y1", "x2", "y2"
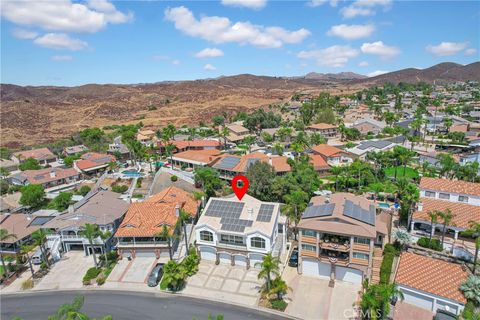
[
  {"x1": 122, "y1": 170, "x2": 141, "y2": 178},
  {"x1": 378, "y1": 203, "x2": 390, "y2": 209}
]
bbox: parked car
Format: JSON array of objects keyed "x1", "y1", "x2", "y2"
[
  {"x1": 31, "y1": 248, "x2": 47, "y2": 265},
  {"x1": 147, "y1": 263, "x2": 164, "y2": 287},
  {"x1": 434, "y1": 310, "x2": 457, "y2": 320},
  {"x1": 288, "y1": 247, "x2": 298, "y2": 267}
]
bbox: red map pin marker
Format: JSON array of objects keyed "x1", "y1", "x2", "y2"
[{"x1": 232, "y1": 175, "x2": 249, "y2": 200}]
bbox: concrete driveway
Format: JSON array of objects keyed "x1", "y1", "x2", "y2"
[
  {"x1": 283, "y1": 266, "x2": 360, "y2": 320},
  {"x1": 183, "y1": 261, "x2": 263, "y2": 307},
  {"x1": 34, "y1": 251, "x2": 94, "y2": 290},
  {"x1": 107, "y1": 257, "x2": 158, "y2": 284}
]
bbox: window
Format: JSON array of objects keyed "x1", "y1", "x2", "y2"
[
  {"x1": 301, "y1": 244, "x2": 316, "y2": 252},
  {"x1": 353, "y1": 252, "x2": 369, "y2": 260},
  {"x1": 425, "y1": 191, "x2": 436, "y2": 197},
  {"x1": 459, "y1": 195, "x2": 469, "y2": 203},
  {"x1": 200, "y1": 230, "x2": 213, "y2": 242},
  {"x1": 354, "y1": 237, "x2": 370, "y2": 245},
  {"x1": 220, "y1": 234, "x2": 244, "y2": 246},
  {"x1": 439, "y1": 193, "x2": 450, "y2": 200},
  {"x1": 301, "y1": 230, "x2": 316, "y2": 237},
  {"x1": 250, "y1": 237, "x2": 266, "y2": 249}
]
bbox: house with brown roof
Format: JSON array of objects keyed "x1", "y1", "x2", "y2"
[
  {"x1": 12, "y1": 148, "x2": 57, "y2": 166},
  {"x1": 394, "y1": 252, "x2": 469, "y2": 315},
  {"x1": 74, "y1": 152, "x2": 116, "y2": 174},
  {"x1": 114, "y1": 186, "x2": 199, "y2": 259},
  {"x1": 0, "y1": 213, "x2": 40, "y2": 255},
  {"x1": 351, "y1": 119, "x2": 387, "y2": 135},
  {"x1": 170, "y1": 149, "x2": 222, "y2": 169},
  {"x1": 136, "y1": 129, "x2": 157, "y2": 146},
  {"x1": 63, "y1": 145, "x2": 88, "y2": 156},
  {"x1": 309, "y1": 155, "x2": 331, "y2": 175},
  {"x1": 306, "y1": 123, "x2": 339, "y2": 138},
  {"x1": 9, "y1": 167, "x2": 80, "y2": 189},
  {"x1": 311, "y1": 144, "x2": 355, "y2": 166},
  {"x1": 297, "y1": 193, "x2": 388, "y2": 285},
  {"x1": 158, "y1": 139, "x2": 221, "y2": 154},
  {"x1": 419, "y1": 177, "x2": 480, "y2": 206},
  {"x1": 221, "y1": 122, "x2": 254, "y2": 143}
]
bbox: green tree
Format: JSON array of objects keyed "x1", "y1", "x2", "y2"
[
  {"x1": 79, "y1": 224, "x2": 100, "y2": 267},
  {"x1": 467, "y1": 222, "x2": 480, "y2": 274},
  {"x1": 269, "y1": 276, "x2": 291, "y2": 300},
  {"x1": 77, "y1": 186, "x2": 91, "y2": 197},
  {"x1": 162, "y1": 260, "x2": 186, "y2": 291},
  {"x1": 99, "y1": 230, "x2": 112, "y2": 266},
  {"x1": 0, "y1": 147, "x2": 11, "y2": 159},
  {"x1": 219, "y1": 126, "x2": 230, "y2": 150},
  {"x1": 443, "y1": 117, "x2": 453, "y2": 132},
  {"x1": 31, "y1": 229, "x2": 51, "y2": 267},
  {"x1": 19, "y1": 158, "x2": 41, "y2": 171},
  {"x1": 283, "y1": 190, "x2": 309, "y2": 240},
  {"x1": 246, "y1": 161, "x2": 276, "y2": 201},
  {"x1": 438, "y1": 209, "x2": 454, "y2": 250},
  {"x1": 272, "y1": 143, "x2": 284, "y2": 156},
  {"x1": 194, "y1": 167, "x2": 223, "y2": 198},
  {"x1": 20, "y1": 244, "x2": 35, "y2": 277},
  {"x1": 48, "y1": 295, "x2": 112, "y2": 320},
  {"x1": 427, "y1": 210, "x2": 439, "y2": 247},
  {"x1": 255, "y1": 253, "x2": 280, "y2": 291},
  {"x1": 156, "y1": 225, "x2": 174, "y2": 260},
  {"x1": 438, "y1": 153, "x2": 456, "y2": 179},
  {"x1": 19, "y1": 184, "x2": 45, "y2": 208},
  {"x1": 0, "y1": 229, "x2": 17, "y2": 278},
  {"x1": 64, "y1": 155, "x2": 80, "y2": 167},
  {"x1": 48, "y1": 192, "x2": 73, "y2": 211},
  {"x1": 212, "y1": 115, "x2": 225, "y2": 127},
  {"x1": 460, "y1": 275, "x2": 480, "y2": 306},
  {"x1": 309, "y1": 132, "x2": 327, "y2": 146}
]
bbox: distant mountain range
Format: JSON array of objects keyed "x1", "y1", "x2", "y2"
[{"x1": 1, "y1": 62, "x2": 478, "y2": 147}]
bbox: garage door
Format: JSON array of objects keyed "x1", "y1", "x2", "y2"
[
  {"x1": 336, "y1": 266, "x2": 363, "y2": 284},
  {"x1": 67, "y1": 244, "x2": 84, "y2": 251},
  {"x1": 122, "y1": 250, "x2": 133, "y2": 258},
  {"x1": 302, "y1": 258, "x2": 330, "y2": 279},
  {"x1": 436, "y1": 300, "x2": 459, "y2": 315},
  {"x1": 135, "y1": 250, "x2": 156, "y2": 258},
  {"x1": 401, "y1": 288, "x2": 434, "y2": 311},
  {"x1": 249, "y1": 254, "x2": 265, "y2": 269},
  {"x1": 218, "y1": 252, "x2": 231, "y2": 265},
  {"x1": 234, "y1": 255, "x2": 247, "y2": 267},
  {"x1": 199, "y1": 246, "x2": 216, "y2": 261}
]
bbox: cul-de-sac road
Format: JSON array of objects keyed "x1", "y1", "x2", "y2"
[{"x1": 1, "y1": 290, "x2": 293, "y2": 320}]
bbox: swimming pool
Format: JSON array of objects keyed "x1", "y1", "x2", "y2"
[
  {"x1": 122, "y1": 170, "x2": 142, "y2": 178},
  {"x1": 378, "y1": 203, "x2": 390, "y2": 209}
]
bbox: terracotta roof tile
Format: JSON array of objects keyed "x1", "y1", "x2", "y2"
[
  {"x1": 413, "y1": 197, "x2": 480, "y2": 229},
  {"x1": 172, "y1": 149, "x2": 221, "y2": 164},
  {"x1": 395, "y1": 252, "x2": 469, "y2": 304},
  {"x1": 309, "y1": 154, "x2": 330, "y2": 171},
  {"x1": 75, "y1": 152, "x2": 115, "y2": 171},
  {"x1": 311, "y1": 144, "x2": 345, "y2": 157},
  {"x1": 307, "y1": 123, "x2": 338, "y2": 130},
  {"x1": 13, "y1": 148, "x2": 55, "y2": 161},
  {"x1": 14, "y1": 167, "x2": 79, "y2": 185},
  {"x1": 420, "y1": 177, "x2": 480, "y2": 197}
]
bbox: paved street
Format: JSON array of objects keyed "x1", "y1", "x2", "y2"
[
  {"x1": 1, "y1": 291, "x2": 291, "y2": 320},
  {"x1": 183, "y1": 261, "x2": 263, "y2": 307}
]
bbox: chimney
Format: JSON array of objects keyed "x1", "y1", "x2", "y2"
[
  {"x1": 268, "y1": 157, "x2": 272, "y2": 166},
  {"x1": 175, "y1": 204, "x2": 180, "y2": 217},
  {"x1": 247, "y1": 207, "x2": 253, "y2": 220},
  {"x1": 417, "y1": 202, "x2": 423, "y2": 211},
  {"x1": 50, "y1": 170, "x2": 56, "y2": 178}
]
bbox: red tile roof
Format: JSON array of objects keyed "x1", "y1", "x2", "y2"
[
  {"x1": 395, "y1": 252, "x2": 469, "y2": 304},
  {"x1": 75, "y1": 152, "x2": 115, "y2": 171},
  {"x1": 309, "y1": 155, "x2": 330, "y2": 171},
  {"x1": 172, "y1": 149, "x2": 221, "y2": 164},
  {"x1": 307, "y1": 123, "x2": 338, "y2": 130},
  {"x1": 420, "y1": 177, "x2": 480, "y2": 197},
  {"x1": 13, "y1": 148, "x2": 55, "y2": 162},
  {"x1": 311, "y1": 144, "x2": 345, "y2": 157},
  {"x1": 17, "y1": 167, "x2": 79, "y2": 185},
  {"x1": 413, "y1": 197, "x2": 480, "y2": 229},
  {"x1": 163, "y1": 140, "x2": 221, "y2": 150}
]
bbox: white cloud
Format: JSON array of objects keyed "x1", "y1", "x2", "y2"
[
  {"x1": 465, "y1": 48, "x2": 478, "y2": 56},
  {"x1": 195, "y1": 48, "x2": 224, "y2": 58},
  {"x1": 340, "y1": 0, "x2": 392, "y2": 19},
  {"x1": 33, "y1": 33, "x2": 88, "y2": 51},
  {"x1": 221, "y1": 0, "x2": 267, "y2": 9},
  {"x1": 204, "y1": 63, "x2": 217, "y2": 71},
  {"x1": 426, "y1": 42, "x2": 468, "y2": 56},
  {"x1": 308, "y1": 0, "x2": 339, "y2": 7},
  {"x1": 171, "y1": 60, "x2": 181, "y2": 65},
  {"x1": 358, "y1": 61, "x2": 369, "y2": 67},
  {"x1": 51, "y1": 55, "x2": 73, "y2": 61},
  {"x1": 367, "y1": 70, "x2": 389, "y2": 77},
  {"x1": 361, "y1": 41, "x2": 400, "y2": 59},
  {"x1": 327, "y1": 24, "x2": 375, "y2": 40},
  {"x1": 12, "y1": 28, "x2": 38, "y2": 39},
  {"x1": 1, "y1": 0, "x2": 133, "y2": 33},
  {"x1": 298, "y1": 45, "x2": 359, "y2": 67},
  {"x1": 152, "y1": 55, "x2": 169, "y2": 61},
  {"x1": 164, "y1": 6, "x2": 310, "y2": 48}
]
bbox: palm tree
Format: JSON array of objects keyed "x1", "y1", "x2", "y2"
[
  {"x1": 255, "y1": 253, "x2": 280, "y2": 291},
  {"x1": 219, "y1": 126, "x2": 230, "y2": 150},
  {"x1": 290, "y1": 142, "x2": 304, "y2": 158},
  {"x1": 283, "y1": 190, "x2": 309, "y2": 240},
  {"x1": 178, "y1": 209, "x2": 190, "y2": 253},
  {"x1": 467, "y1": 221, "x2": 480, "y2": 274},
  {"x1": 460, "y1": 275, "x2": 480, "y2": 306},
  {"x1": 165, "y1": 143, "x2": 175, "y2": 170},
  {"x1": 243, "y1": 136, "x2": 256, "y2": 153},
  {"x1": 31, "y1": 229, "x2": 51, "y2": 267},
  {"x1": 331, "y1": 166, "x2": 343, "y2": 192},
  {"x1": 438, "y1": 209, "x2": 454, "y2": 250},
  {"x1": 0, "y1": 229, "x2": 17, "y2": 278},
  {"x1": 156, "y1": 225, "x2": 173, "y2": 260},
  {"x1": 272, "y1": 143, "x2": 284, "y2": 156},
  {"x1": 79, "y1": 224, "x2": 100, "y2": 267},
  {"x1": 162, "y1": 260, "x2": 186, "y2": 291},
  {"x1": 269, "y1": 277, "x2": 291, "y2": 300},
  {"x1": 99, "y1": 230, "x2": 112, "y2": 266},
  {"x1": 427, "y1": 210, "x2": 439, "y2": 246},
  {"x1": 20, "y1": 244, "x2": 35, "y2": 277}
]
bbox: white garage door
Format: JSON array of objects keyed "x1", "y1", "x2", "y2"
[
  {"x1": 302, "y1": 258, "x2": 330, "y2": 279},
  {"x1": 249, "y1": 254, "x2": 265, "y2": 269},
  {"x1": 199, "y1": 246, "x2": 216, "y2": 261},
  {"x1": 135, "y1": 250, "x2": 156, "y2": 258},
  {"x1": 218, "y1": 252, "x2": 231, "y2": 265},
  {"x1": 336, "y1": 266, "x2": 363, "y2": 284},
  {"x1": 234, "y1": 255, "x2": 247, "y2": 267},
  {"x1": 436, "y1": 300, "x2": 459, "y2": 315},
  {"x1": 401, "y1": 288, "x2": 434, "y2": 311}
]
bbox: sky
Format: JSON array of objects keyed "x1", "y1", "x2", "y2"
[{"x1": 1, "y1": 0, "x2": 479, "y2": 86}]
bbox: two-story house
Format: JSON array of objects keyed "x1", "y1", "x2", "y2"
[
  {"x1": 9, "y1": 167, "x2": 80, "y2": 190},
  {"x1": 305, "y1": 123, "x2": 339, "y2": 138},
  {"x1": 195, "y1": 194, "x2": 286, "y2": 269},
  {"x1": 12, "y1": 148, "x2": 57, "y2": 166},
  {"x1": 311, "y1": 144, "x2": 355, "y2": 166},
  {"x1": 222, "y1": 122, "x2": 254, "y2": 143},
  {"x1": 297, "y1": 193, "x2": 388, "y2": 285}
]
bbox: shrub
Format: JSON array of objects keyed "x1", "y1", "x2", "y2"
[
  {"x1": 40, "y1": 262, "x2": 48, "y2": 270},
  {"x1": 111, "y1": 185, "x2": 128, "y2": 193},
  {"x1": 83, "y1": 267, "x2": 102, "y2": 285},
  {"x1": 182, "y1": 251, "x2": 200, "y2": 276},
  {"x1": 96, "y1": 274, "x2": 106, "y2": 285},
  {"x1": 77, "y1": 186, "x2": 91, "y2": 196},
  {"x1": 270, "y1": 299, "x2": 288, "y2": 311},
  {"x1": 417, "y1": 237, "x2": 443, "y2": 251},
  {"x1": 21, "y1": 279, "x2": 34, "y2": 290},
  {"x1": 132, "y1": 193, "x2": 144, "y2": 199},
  {"x1": 99, "y1": 251, "x2": 119, "y2": 262},
  {"x1": 170, "y1": 175, "x2": 178, "y2": 182},
  {"x1": 136, "y1": 177, "x2": 143, "y2": 188}
]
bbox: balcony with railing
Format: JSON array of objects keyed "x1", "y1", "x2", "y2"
[
  {"x1": 352, "y1": 242, "x2": 371, "y2": 252},
  {"x1": 319, "y1": 249, "x2": 349, "y2": 266},
  {"x1": 319, "y1": 234, "x2": 351, "y2": 252},
  {"x1": 117, "y1": 237, "x2": 168, "y2": 248},
  {"x1": 300, "y1": 235, "x2": 317, "y2": 244}
]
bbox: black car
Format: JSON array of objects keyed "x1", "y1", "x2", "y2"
[
  {"x1": 434, "y1": 310, "x2": 457, "y2": 320},
  {"x1": 288, "y1": 248, "x2": 299, "y2": 267},
  {"x1": 147, "y1": 263, "x2": 164, "y2": 287}
]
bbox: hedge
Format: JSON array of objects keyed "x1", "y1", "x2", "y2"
[
  {"x1": 379, "y1": 244, "x2": 398, "y2": 285},
  {"x1": 417, "y1": 237, "x2": 443, "y2": 251},
  {"x1": 83, "y1": 267, "x2": 102, "y2": 285},
  {"x1": 270, "y1": 299, "x2": 288, "y2": 311}
]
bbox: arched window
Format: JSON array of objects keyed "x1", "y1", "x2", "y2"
[
  {"x1": 200, "y1": 230, "x2": 213, "y2": 242},
  {"x1": 250, "y1": 237, "x2": 266, "y2": 249}
]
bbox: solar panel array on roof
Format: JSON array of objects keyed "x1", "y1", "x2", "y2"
[
  {"x1": 214, "y1": 156, "x2": 241, "y2": 170},
  {"x1": 357, "y1": 140, "x2": 392, "y2": 150},
  {"x1": 343, "y1": 199, "x2": 376, "y2": 226},
  {"x1": 302, "y1": 203, "x2": 335, "y2": 218},
  {"x1": 257, "y1": 204, "x2": 275, "y2": 222},
  {"x1": 205, "y1": 200, "x2": 253, "y2": 233},
  {"x1": 29, "y1": 216, "x2": 54, "y2": 226}
]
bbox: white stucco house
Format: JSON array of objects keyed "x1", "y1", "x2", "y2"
[{"x1": 194, "y1": 194, "x2": 286, "y2": 269}]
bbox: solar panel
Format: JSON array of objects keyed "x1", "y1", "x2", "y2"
[
  {"x1": 302, "y1": 203, "x2": 335, "y2": 218},
  {"x1": 357, "y1": 140, "x2": 392, "y2": 150},
  {"x1": 29, "y1": 216, "x2": 54, "y2": 226},
  {"x1": 205, "y1": 199, "x2": 256, "y2": 233},
  {"x1": 257, "y1": 204, "x2": 275, "y2": 222},
  {"x1": 214, "y1": 156, "x2": 241, "y2": 170},
  {"x1": 220, "y1": 224, "x2": 246, "y2": 232},
  {"x1": 343, "y1": 200, "x2": 376, "y2": 226}
]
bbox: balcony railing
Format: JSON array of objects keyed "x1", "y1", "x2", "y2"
[
  {"x1": 217, "y1": 241, "x2": 247, "y2": 249},
  {"x1": 319, "y1": 254, "x2": 349, "y2": 266},
  {"x1": 319, "y1": 241, "x2": 350, "y2": 252},
  {"x1": 350, "y1": 258, "x2": 369, "y2": 266},
  {"x1": 352, "y1": 243, "x2": 370, "y2": 252},
  {"x1": 300, "y1": 236, "x2": 317, "y2": 244}
]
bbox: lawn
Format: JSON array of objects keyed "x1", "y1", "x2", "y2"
[
  {"x1": 0, "y1": 265, "x2": 4, "y2": 277},
  {"x1": 385, "y1": 166, "x2": 418, "y2": 179}
]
